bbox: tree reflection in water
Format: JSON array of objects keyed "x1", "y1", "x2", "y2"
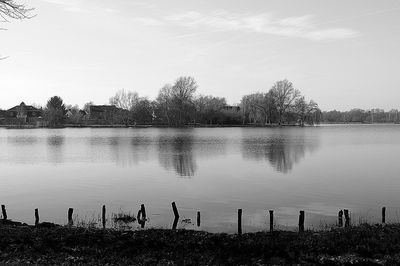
[
  {"x1": 46, "y1": 134, "x2": 65, "y2": 164},
  {"x1": 241, "y1": 131, "x2": 320, "y2": 173},
  {"x1": 158, "y1": 135, "x2": 197, "y2": 177},
  {"x1": 89, "y1": 135, "x2": 152, "y2": 166}
]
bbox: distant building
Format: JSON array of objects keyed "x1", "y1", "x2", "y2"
[
  {"x1": 0, "y1": 110, "x2": 6, "y2": 124},
  {"x1": 89, "y1": 105, "x2": 119, "y2": 120},
  {"x1": 79, "y1": 110, "x2": 88, "y2": 117},
  {"x1": 2, "y1": 102, "x2": 43, "y2": 125},
  {"x1": 66, "y1": 109, "x2": 73, "y2": 118}
]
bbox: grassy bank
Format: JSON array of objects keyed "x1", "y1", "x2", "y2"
[{"x1": 1, "y1": 221, "x2": 400, "y2": 265}]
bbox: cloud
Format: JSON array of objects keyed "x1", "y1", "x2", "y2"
[
  {"x1": 40, "y1": 0, "x2": 85, "y2": 13},
  {"x1": 166, "y1": 11, "x2": 360, "y2": 41}
]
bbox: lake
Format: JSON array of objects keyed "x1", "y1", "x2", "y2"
[{"x1": 1, "y1": 125, "x2": 400, "y2": 232}]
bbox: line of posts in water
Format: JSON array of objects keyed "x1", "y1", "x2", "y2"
[{"x1": 0, "y1": 204, "x2": 388, "y2": 234}]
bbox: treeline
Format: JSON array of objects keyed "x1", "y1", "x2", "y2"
[
  {"x1": 24, "y1": 77, "x2": 323, "y2": 127},
  {"x1": 240, "y1": 79, "x2": 320, "y2": 126},
  {"x1": 321, "y1": 109, "x2": 400, "y2": 124},
  {"x1": 106, "y1": 77, "x2": 320, "y2": 126}
]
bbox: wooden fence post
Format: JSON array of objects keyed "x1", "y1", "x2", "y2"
[
  {"x1": 269, "y1": 210, "x2": 274, "y2": 232},
  {"x1": 344, "y1": 209, "x2": 350, "y2": 227},
  {"x1": 338, "y1": 210, "x2": 343, "y2": 227},
  {"x1": 238, "y1": 209, "x2": 242, "y2": 235},
  {"x1": 141, "y1": 204, "x2": 146, "y2": 220},
  {"x1": 197, "y1": 211, "x2": 201, "y2": 227},
  {"x1": 68, "y1": 208, "x2": 73, "y2": 226},
  {"x1": 172, "y1": 202, "x2": 179, "y2": 230},
  {"x1": 299, "y1": 211, "x2": 305, "y2": 232},
  {"x1": 1, "y1": 205, "x2": 7, "y2": 220},
  {"x1": 172, "y1": 202, "x2": 179, "y2": 219},
  {"x1": 35, "y1": 208, "x2": 39, "y2": 226},
  {"x1": 382, "y1": 207, "x2": 386, "y2": 224},
  {"x1": 102, "y1": 205, "x2": 106, "y2": 229}
]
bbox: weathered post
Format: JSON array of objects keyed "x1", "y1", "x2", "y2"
[
  {"x1": 172, "y1": 202, "x2": 179, "y2": 219},
  {"x1": 382, "y1": 207, "x2": 386, "y2": 224},
  {"x1": 136, "y1": 210, "x2": 145, "y2": 229},
  {"x1": 102, "y1": 205, "x2": 106, "y2": 229},
  {"x1": 1, "y1": 205, "x2": 7, "y2": 220},
  {"x1": 68, "y1": 208, "x2": 74, "y2": 226},
  {"x1": 35, "y1": 208, "x2": 39, "y2": 226},
  {"x1": 197, "y1": 211, "x2": 201, "y2": 227},
  {"x1": 172, "y1": 217, "x2": 178, "y2": 230},
  {"x1": 141, "y1": 204, "x2": 146, "y2": 220},
  {"x1": 172, "y1": 202, "x2": 179, "y2": 230},
  {"x1": 269, "y1": 210, "x2": 274, "y2": 232},
  {"x1": 338, "y1": 210, "x2": 343, "y2": 227},
  {"x1": 238, "y1": 209, "x2": 242, "y2": 235},
  {"x1": 299, "y1": 211, "x2": 305, "y2": 232},
  {"x1": 344, "y1": 209, "x2": 350, "y2": 227}
]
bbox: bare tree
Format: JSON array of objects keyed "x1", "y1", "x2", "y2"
[
  {"x1": 0, "y1": 0, "x2": 33, "y2": 21},
  {"x1": 171, "y1": 76, "x2": 198, "y2": 125},
  {"x1": 154, "y1": 77, "x2": 198, "y2": 125},
  {"x1": 241, "y1": 94, "x2": 264, "y2": 124},
  {"x1": 109, "y1": 89, "x2": 140, "y2": 125},
  {"x1": 109, "y1": 89, "x2": 139, "y2": 111},
  {"x1": 270, "y1": 79, "x2": 301, "y2": 125},
  {"x1": 1, "y1": 0, "x2": 34, "y2": 59},
  {"x1": 194, "y1": 95, "x2": 226, "y2": 125},
  {"x1": 156, "y1": 84, "x2": 173, "y2": 125},
  {"x1": 294, "y1": 96, "x2": 319, "y2": 126}
]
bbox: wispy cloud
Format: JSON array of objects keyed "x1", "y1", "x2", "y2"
[
  {"x1": 166, "y1": 11, "x2": 360, "y2": 41},
  {"x1": 40, "y1": 0, "x2": 85, "y2": 13}
]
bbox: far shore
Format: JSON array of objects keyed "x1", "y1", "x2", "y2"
[
  {"x1": 0, "y1": 123, "x2": 313, "y2": 129},
  {"x1": 1, "y1": 122, "x2": 399, "y2": 130}
]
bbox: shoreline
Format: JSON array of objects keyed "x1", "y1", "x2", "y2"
[
  {"x1": 0, "y1": 123, "x2": 398, "y2": 130},
  {"x1": 0, "y1": 124, "x2": 310, "y2": 129},
  {"x1": 0, "y1": 220, "x2": 398, "y2": 265}
]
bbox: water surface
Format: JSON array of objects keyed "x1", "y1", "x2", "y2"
[{"x1": 1, "y1": 125, "x2": 399, "y2": 232}]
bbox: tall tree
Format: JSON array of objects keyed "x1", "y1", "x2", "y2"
[
  {"x1": 294, "y1": 96, "x2": 319, "y2": 126},
  {"x1": 132, "y1": 97, "x2": 153, "y2": 124},
  {"x1": 156, "y1": 84, "x2": 173, "y2": 125},
  {"x1": 109, "y1": 89, "x2": 139, "y2": 111},
  {"x1": 44, "y1": 96, "x2": 66, "y2": 127},
  {"x1": 194, "y1": 95, "x2": 226, "y2": 125},
  {"x1": 270, "y1": 79, "x2": 301, "y2": 125},
  {"x1": 109, "y1": 89, "x2": 139, "y2": 125},
  {"x1": 170, "y1": 76, "x2": 197, "y2": 125}
]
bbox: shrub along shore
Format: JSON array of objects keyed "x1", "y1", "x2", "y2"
[{"x1": 0, "y1": 219, "x2": 400, "y2": 265}]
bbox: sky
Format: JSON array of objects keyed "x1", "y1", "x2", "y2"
[{"x1": 0, "y1": 0, "x2": 399, "y2": 111}]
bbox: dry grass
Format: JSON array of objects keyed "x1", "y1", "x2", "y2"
[{"x1": 1, "y1": 220, "x2": 400, "y2": 265}]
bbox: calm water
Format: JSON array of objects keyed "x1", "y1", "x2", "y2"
[{"x1": 1, "y1": 125, "x2": 400, "y2": 232}]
